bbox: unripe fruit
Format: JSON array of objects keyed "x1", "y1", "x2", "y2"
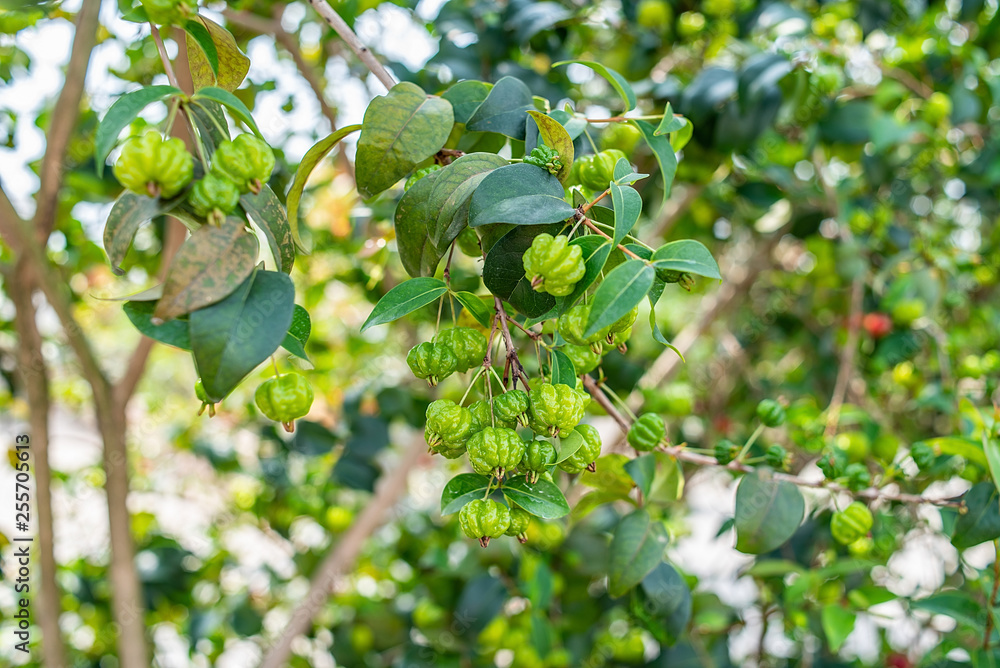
[
  {"x1": 521, "y1": 439, "x2": 557, "y2": 483},
  {"x1": 254, "y1": 372, "x2": 314, "y2": 432},
  {"x1": 505, "y1": 507, "x2": 531, "y2": 542},
  {"x1": 627, "y1": 413, "x2": 666, "y2": 451},
  {"x1": 756, "y1": 399, "x2": 786, "y2": 428},
  {"x1": 467, "y1": 426, "x2": 527, "y2": 477},
  {"x1": 113, "y1": 131, "x2": 193, "y2": 199},
  {"x1": 830, "y1": 501, "x2": 873, "y2": 545},
  {"x1": 890, "y1": 298, "x2": 925, "y2": 327},
  {"x1": 559, "y1": 423, "x2": 601, "y2": 473},
  {"x1": 436, "y1": 327, "x2": 488, "y2": 373},
  {"x1": 459, "y1": 498, "x2": 511, "y2": 546},
  {"x1": 529, "y1": 383, "x2": 588, "y2": 437},
  {"x1": 211, "y1": 134, "x2": 275, "y2": 194},
  {"x1": 406, "y1": 342, "x2": 458, "y2": 386},
  {"x1": 188, "y1": 173, "x2": 241, "y2": 224},
  {"x1": 523, "y1": 233, "x2": 585, "y2": 297}
]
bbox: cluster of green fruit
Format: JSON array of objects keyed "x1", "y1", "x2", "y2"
[
  {"x1": 195, "y1": 371, "x2": 314, "y2": 433},
  {"x1": 113, "y1": 131, "x2": 274, "y2": 224}
]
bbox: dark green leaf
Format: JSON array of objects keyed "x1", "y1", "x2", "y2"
[
  {"x1": 186, "y1": 16, "x2": 250, "y2": 92},
  {"x1": 360, "y1": 277, "x2": 448, "y2": 331},
  {"x1": 189, "y1": 270, "x2": 295, "y2": 402},
  {"x1": 482, "y1": 225, "x2": 558, "y2": 318},
  {"x1": 640, "y1": 562, "x2": 692, "y2": 645},
  {"x1": 550, "y1": 348, "x2": 576, "y2": 389},
  {"x1": 355, "y1": 82, "x2": 454, "y2": 198},
  {"x1": 454, "y1": 291, "x2": 493, "y2": 328},
  {"x1": 394, "y1": 168, "x2": 445, "y2": 277},
  {"x1": 469, "y1": 163, "x2": 575, "y2": 228},
  {"x1": 123, "y1": 301, "x2": 191, "y2": 350},
  {"x1": 608, "y1": 508, "x2": 669, "y2": 597},
  {"x1": 584, "y1": 260, "x2": 655, "y2": 337},
  {"x1": 103, "y1": 192, "x2": 179, "y2": 275},
  {"x1": 441, "y1": 473, "x2": 492, "y2": 515},
  {"x1": 734, "y1": 472, "x2": 805, "y2": 554},
  {"x1": 154, "y1": 217, "x2": 259, "y2": 323},
  {"x1": 192, "y1": 86, "x2": 263, "y2": 138},
  {"x1": 280, "y1": 304, "x2": 310, "y2": 360},
  {"x1": 466, "y1": 76, "x2": 534, "y2": 139},
  {"x1": 631, "y1": 119, "x2": 677, "y2": 202},
  {"x1": 552, "y1": 60, "x2": 636, "y2": 111},
  {"x1": 651, "y1": 240, "x2": 721, "y2": 280},
  {"x1": 183, "y1": 19, "x2": 218, "y2": 77},
  {"x1": 442, "y1": 79, "x2": 492, "y2": 124},
  {"x1": 624, "y1": 454, "x2": 656, "y2": 498},
  {"x1": 952, "y1": 482, "x2": 1000, "y2": 549},
  {"x1": 95, "y1": 85, "x2": 181, "y2": 177},
  {"x1": 285, "y1": 125, "x2": 362, "y2": 251},
  {"x1": 503, "y1": 476, "x2": 571, "y2": 519},
  {"x1": 611, "y1": 184, "x2": 642, "y2": 246},
  {"x1": 240, "y1": 186, "x2": 294, "y2": 274}
]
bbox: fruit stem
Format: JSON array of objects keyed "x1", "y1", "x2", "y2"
[
  {"x1": 736, "y1": 424, "x2": 766, "y2": 463},
  {"x1": 459, "y1": 367, "x2": 485, "y2": 405},
  {"x1": 576, "y1": 213, "x2": 643, "y2": 261}
]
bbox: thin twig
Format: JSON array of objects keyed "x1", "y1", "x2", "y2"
[
  {"x1": 825, "y1": 276, "x2": 864, "y2": 437},
  {"x1": 304, "y1": 0, "x2": 396, "y2": 90},
  {"x1": 494, "y1": 296, "x2": 530, "y2": 390},
  {"x1": 578, "y1": 213, "x2": 643, "y2": 260},
  {"x1": 150, "y1": 24, "x2": 182, "y2": 90}
]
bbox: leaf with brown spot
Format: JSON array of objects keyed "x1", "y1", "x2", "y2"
[
  {"x1": 186, "y1": 16, "x2": 250, "y2": 92},
  {"x1": 153, "y1": 217, "x2": 259, "y2": 322}
]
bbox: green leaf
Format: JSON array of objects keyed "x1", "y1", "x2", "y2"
[
  {"x1": 952, "y1": 482, "x2": 1000, "y2": 549},
  {"x1": 550, "y1": 349, "x2": 576, "y2": 389},
  {"x1": 612, "y1": 158, "x2": 647, "y2": 185},
  {"x1": 670, "y1": 119, "x2": 693, "y2": 152},
  {"x1": 192, "y1": 86, "x2": 263, "y2": 138},
  {"x1": 190, "y1": 270, "x2": 295, "y2": 402},
  {"x1": 482, "y1": 225, "x2": 559, "y2": 318},
  {"x1": 394, "y1": 172, "x2": 446, "y2": 278},
  {"x1": 123, "y1": 301, "x2": 191, "y2": 350},
  {"x1": 153, "y1": 217, "x2": 259, "y2": 323},
  {"x1": 610, "y1": 184, "x2": 642, "y2": 246},
  {"x1": 355, "y1": 82, "x2": 454, "y2": 199},
  {"x1": 187, "y1": 99, "x2": 230, "y2": 151},
  {"x1": 651, "y1": 240, "x2": 722, "y2": 280},
  {"x1": 584, "y1": 260, "x2": 655, "y2": 338},
  {"x1": 285, "y1": 125, "x2": 362, "y2": 252},
  {"x1": 186, "y1": 16, "x2": 250, "y2": 92},
  {"x1": 984, "y1": 432, "x2": 1000, "y2": 499},
  {"x1": 280, "y1": 304, "x2": 310, "y2": 361},
  {"x1": 552, "y1": 60, "x2": 636, "y2": 111},
  {"x1": 526, "y1": 110, "x2": 574, "y2": 182},
  {"x1": 640, "y1": 562, "x2": 692, "y2": 645},
  {"x1": 502, "y1": 476, "x2": 571, "y2": 519},
  {"x1": 734, "y1": 472, "x2": 805, "y2": 554},
  {"x1": 183, "y1": 19, "x2": 218, "y2": 77},
  {"x1": 466, "y1": 76, "x2": 534, "y2": 139},
  {"x1": 910, "y1": 590, "x2": 984, "y2": 630},
  {"x1": 648, "y1": 451, "x2": 685, "y2": 502},
  {"x1": 103, "y1": 192, "x2": 179, "y2": 275},
  {"x1": 442, "y1": 79, "x2": 492, "y2": 124},
  {"x1": 821, "y1": 606, "x2": 856, "y2": 653},
  {"x1": 555, "y1": 429, "x2": 584, "y2": 463},
  {"x1": 922, "y1": 436, "x2": 989, "y2": 469},
  {"x1": 654, "y1": 103, "x2": 686, "y2": 135},
  {"x1": 630, "y1": 119, "x2": 678, "y2": 202},
  {"x1": 360, "y1": 277, "x2": 448, "y2": 332},
  {"x1": 469, "y1": 163, "x2": 575, "y2": 228},
  {"x1": 582, "y1": 454, "x2": 635, "y2": 496},
  {"x1": 608, "y1": 508, "x2": 669, "y2": 597},
  {"x1": 95, "y1": 85, "x2": 181, "y2": 177},
  {"x1": 454, "y1": 292, "x2": 493, "y2": 328},
  {"x1": 554, "y1": 237, "x2": 611, "y2": 313},
  {"x1": 624, "y1": 454, "x2": 656, "y2": 498},
  {"x1": 240, "y1": 186, "x2": 294, "y2": 274},
  {"x1": 441, "y1": 473, "x2": 492, "y2": 515}
]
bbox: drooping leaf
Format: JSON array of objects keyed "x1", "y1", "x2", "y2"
[
  {"x1": 103, "y1": 192, "x2": 180, "y2": 275},
  {"x1": 394, "y1": 171, "x2": 447, "y2": 277},
  {"x1": 280, "y1": 304, "x2": 311, "y2": 361},
  {"x1": 123, "y1": 300, "x2": 191, "y2": 350},
  {"x1": 454, "y1": 291, "x2": 493, "y2": 328},
  {"x1": 192, "y1": 86, "x2": 263, "y2": 138},
  {"x1": 189, "y1": 270, "x2": 295, "y2": 402},
  {"x1": 503, "y1": 476, "x2": 571, "y2": 519},
  {"x1": 153, "y1": 217, "x2": 259, "y2": 323},
  {"x1": 240, "y1": 186, "x2": 294, "y2": 274},
  {"x1": 584, "y1": 259, "x2": 655, "y2": 338},
  {"x1": 552, "y1": 60, "x2": 636, "y2": 111},
  {"x1": 285, "y1": 124, "x2": 362, "y2": 251},
  {"x1": 651, "y1": 240, "x2": 722, "y2": 280},
  {"x1": 360, "y1": 277, "x2": 448, "y2": 331},
  {"x1": 640, "y1": 562, "x2": 692, "y2": 645},
  {"x1": 821, "y1": 606, "x2": 856, "y2": 653},
  {"x1": 952, "y1": 482, "x2": 1000, "y2": 549},
  {"x1": 608, "y1": 508, "x2": 669, "y2": 597},
  {"x1": 631, "y1": 119, "x2": 678, "y2": 202},
  {"x1": 186, "y1": 16, "x2": 250, "y2": 91},
  {"x1": 441, "y1": 473, "x2": 493, "y2": 515},
  {"x1": 466, "y1": 76, "x2": 534, "y2": 139},
  {"x1": 527, "y1": 110, "x2": 574, "y2": 182},
  {"x1": 469, "y1": 163, "x2": 575, "y2": 228},
  {"x1": 611, "y1": 184, "x2": 642, "y2": 246},
  {"x1": 183, "y1": 19, "x2": 218, "y2": 77},
  {"x1": 550, "y1": 348, "x2": 576, "y2": 388},
  {"x1": 95, "y1": 85, "x2": 181, "y2": 177},
  {"x1": 355, "y1": 82, "x2": 454, "y2": 199},
  {"x1": 624, "y1": 454, "x2": 656, "y2": 498},
  {"x1": 734, "y1": 472, "x2": 805, "y2": 554},
  {"x1": 482, "y1": 224, "x2": 559, "y2": 318},
  {"x1": 442, "y1": 79, "x2": 492, "y2": 124}
]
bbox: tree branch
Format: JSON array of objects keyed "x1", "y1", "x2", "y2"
[
  {"x1": 259, "y1": 436, "x2": 430, "y2": 668},
  {"x1": 824, "y1": 275, "x2": 864, "y2": 437},
  {"x1": 304, "y1": 0, "x2": 396, "y2": 90}
]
